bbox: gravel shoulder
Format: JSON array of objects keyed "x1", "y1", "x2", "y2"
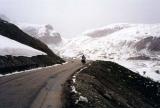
[{"x1": 63, "y1": 60, "x2": 160, "y2": 108}]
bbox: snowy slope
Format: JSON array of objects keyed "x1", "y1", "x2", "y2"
[
  {"x1": 59, "y1": 23, "x2": 160, "y2": 82},
  {"x1": 60, "y1": 23, "x2": 160, "y2": 60},
  {"x1": 83, "y1": 23, "x2": 132, "y2": 38},
  {"x1": 0, "y1": 35, "x2": 46, "y2": 57}
]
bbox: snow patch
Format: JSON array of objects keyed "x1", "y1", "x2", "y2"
[
  {"x1": 72, "y1": 78, "x2": 76, "y2": 83},
  {"x1": 0, "y1": 35, "x2": 46, "y2": 57},
  {"x1": 69, "y1": 66, "x2": 89, "y2": 104},
  {"x1": 75, "y1": 96, "x2": 88, "y2": 104},
  {"x1": 71, "y1": 85, "x2": 78, "y2": 93}
]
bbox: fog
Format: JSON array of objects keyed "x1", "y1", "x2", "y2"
[{"x1": 0, "y1": 0, "x2": 160, "y2": 38}]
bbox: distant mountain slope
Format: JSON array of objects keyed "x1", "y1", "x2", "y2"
[
  {"x1": 83, "y1": 23, "x2": 132, "y2": 38},
  {"x1": 60, "y1": 23, "x2": 160, "y2": 60}
]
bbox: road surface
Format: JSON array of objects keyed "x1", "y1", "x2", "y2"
[{"x1": 0, "y1": 60, "x2": 84, "y2": 108}]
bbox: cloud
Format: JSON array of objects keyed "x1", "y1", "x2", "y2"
[{"x1": 0, "y1": 0, "x2": 160, "y2": 38}]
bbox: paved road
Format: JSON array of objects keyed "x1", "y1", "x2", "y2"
[{"x1": 0, "y1": 60, "x2": 84, "y2": 108}]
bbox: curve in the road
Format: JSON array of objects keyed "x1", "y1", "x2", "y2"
[{"x1": 0, "y1": 60, "x2": 86, "y2": 108}]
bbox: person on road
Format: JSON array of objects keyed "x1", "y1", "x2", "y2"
[{"x1": 81, "y1": 55, "x2": 86, "y2": 64}]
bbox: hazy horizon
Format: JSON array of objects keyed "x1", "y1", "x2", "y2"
[{"x1": 1, "y1": 0, "x2": 160, "y2": 38}]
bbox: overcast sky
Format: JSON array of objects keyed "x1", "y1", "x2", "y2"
[{"x1": 0, "y1": 0, "x2": 160, "y2": 38}]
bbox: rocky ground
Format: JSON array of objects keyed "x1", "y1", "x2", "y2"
[
  {"x1": 63, "y1": 61, "x2": 160, "y2": 108},
  {"x1": 0, "y1": 55, "x2": 64, "y2": 74}
]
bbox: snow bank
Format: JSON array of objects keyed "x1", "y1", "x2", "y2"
[
  {"x1": 0, "y1": 35, "x2": 46, "y2": 57},
  {"x1": 70, "y1": 67, "x2": 89, "y2": 104}
]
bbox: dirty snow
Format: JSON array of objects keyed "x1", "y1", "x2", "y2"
[
  {"x1": 71, "y1": 86, "x2": 78, "y2": 93},
  {"x1": 70, "y1": 67, "x2": 89, "y2": 104},
  {"x1": 75, "y1": 96, "x2": 88, "y2": 104},
  {"x1": 72, "y1": 78, "x2": 76, "y2": 83}
]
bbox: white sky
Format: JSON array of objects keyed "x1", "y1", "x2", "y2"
[{"x1": 0, "y1": 0, "x2": 160, "y2": 38}]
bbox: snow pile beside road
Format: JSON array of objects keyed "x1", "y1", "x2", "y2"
[{"x1": 70, "y1": 67, "x2": 89, "y2": 104}]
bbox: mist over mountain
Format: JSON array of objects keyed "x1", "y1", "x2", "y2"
[
  {"x1": 0, "y1": 14, "x2": 10, "y2": 22},
  {"x1": 17, "y1": 23, "x2": 63, "y2": 45}
]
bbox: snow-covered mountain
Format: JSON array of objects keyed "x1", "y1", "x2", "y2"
[
  {"x1": 16, "y1": 23, "x2": 67, "y2": 54},
  {"x1": 0, "y1": 35, "x2": 46, "y2": 57},
  {"x1": 59, "y1": 23, "x2": 160, "y2": 82},
  {"x1": 60, "y1": 23, "x2": 160, "y2": 60},
  {"x1": 17, "y1": 23, "x2": 64, "y2": 45}
]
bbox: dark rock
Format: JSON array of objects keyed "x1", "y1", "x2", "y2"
[
  {"x1": 135, "y1": 36, "x2": 160, "y2": 51},
  {"x1": 63, "y1": 61, "x2": 160, "y2": 108},
  {"x1": 127, "y1": 55, "x2": 150, "y2": 60},
  {"x1": 0, "y1": 55, "x2": 64, "y2": 74}
]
